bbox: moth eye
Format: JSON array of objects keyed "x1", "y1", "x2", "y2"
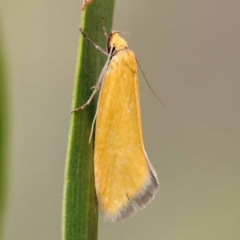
[{"x1": 108, "y1": 45, "x2": 115, "y2": 54}]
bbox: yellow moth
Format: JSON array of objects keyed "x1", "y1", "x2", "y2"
[{"x1": 72, "y1": 27, "x2": 159, "y2": 222}]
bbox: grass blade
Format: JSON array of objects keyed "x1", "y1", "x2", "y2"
[
  {"x1": 62, "y1": 1, "x2": 115, "y2": 240},
  {"x1": 0, "y1": 19, "x2": 8, "y2": 239}
]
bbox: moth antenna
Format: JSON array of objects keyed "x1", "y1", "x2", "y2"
[
  {"x1": 136, "y1": 58, "x2": 165, "y2": 107},
  {"x1": 114, "y1": 31, "x2": 131, "y2": 35},
  {"x1": 101, "y1": 17, "x2": 109, "y2": 39}
]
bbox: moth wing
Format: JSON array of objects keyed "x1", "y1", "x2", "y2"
[{"x1": 94, "y1": 50, "x2": 159, "y2": 222}]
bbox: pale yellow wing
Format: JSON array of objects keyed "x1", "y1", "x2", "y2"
[{"x1": 94, "y1": 49, "x2": 159, "y2": 222}]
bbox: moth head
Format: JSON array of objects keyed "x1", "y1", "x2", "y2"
[{"x1": 107, "y1": 31, "x2": 129, "y2": 53}]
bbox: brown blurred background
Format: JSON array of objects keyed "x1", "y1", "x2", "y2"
[{"x1": 1, "y1": 0, "x2": 240, "y2": 239}]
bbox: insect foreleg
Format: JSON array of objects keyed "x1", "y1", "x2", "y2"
[{"x1": 79, "y1": 28, "x2": 108, "y2": 56}]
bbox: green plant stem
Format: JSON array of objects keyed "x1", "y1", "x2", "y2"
[
  {"x1": 0, "y1": 19, "x2": 8, "y2": 239},
  {"x1": 62, "y1": 1, "x2": 115, "y2": 240}
]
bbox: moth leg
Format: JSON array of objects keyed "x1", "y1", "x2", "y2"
[
  {"x1": 79, "y1": 28, "x2": 108, "y2": 56},
  {"x1": 91, "y1": 85, "x2": 101, "y2": 91},
  {"x1": 71, "y1": 87, "x2": 99, "y2": 112},
  {"x1": 71, "y1": 49, "x2": 112, "y2": 113}
]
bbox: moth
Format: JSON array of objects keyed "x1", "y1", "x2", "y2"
[{"x1": 72, "y1": 27, "x2": 159, "y2": 222}]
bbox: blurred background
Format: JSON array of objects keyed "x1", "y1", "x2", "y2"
[{"x1": 1, "y1": 0, "x2": 240, "y2": 239}]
